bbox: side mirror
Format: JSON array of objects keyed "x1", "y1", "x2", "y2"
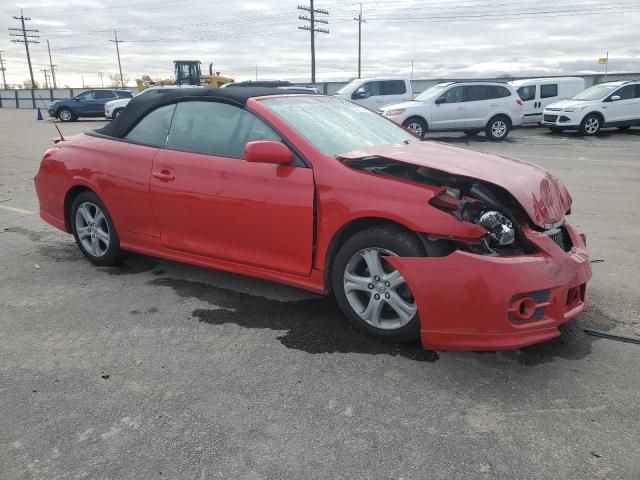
[
  {"x1": 435, "y1": 97, "x2": 445, "y2": 105},
  {"x1": 245, "y1": 140, "x2": 292, "y2": 165},
  {"x1": 352, "y1": 88, "x2": 368, "y2": 99},
  {"x1": 610, "y1": 95, "x2": 621, "y2": 101}
]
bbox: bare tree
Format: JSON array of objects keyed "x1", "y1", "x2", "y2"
[
  {"x1": 23, "y1": 79, "x2": 40, "y2": 88},
  {"x1": 109, "y1": 73, "x2": 130, "y2": 87}
]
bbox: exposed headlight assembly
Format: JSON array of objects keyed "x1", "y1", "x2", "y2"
[{"x1": 476, "y1": 211, "x2": 515, "y2": 246}]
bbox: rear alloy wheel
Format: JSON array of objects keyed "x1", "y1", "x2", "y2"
[
  {"x1": 402, "y1": 117, "x2": 427, "y2": 139},
  {"x1": 580, "y1": 114, "x2": 601, "y2": 136},
  {"x1": 71, "y1": 191, "x2": 121, "y2": 266},
  {"x1": 113, "y1": 109, "x2": 124, "y2": 119},
  {"x1": 485, "y1": 116, "x2": 510, "y2": 141},
  {"x1": 332, "y1": 226, "x2": 423, "y2": 343},
  {"x1": 57, "y1": 108, "x2": 75, "y2": 122}
]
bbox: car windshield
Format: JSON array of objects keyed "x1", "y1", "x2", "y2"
[
  {"x1": 335, "y1": 79, "x2": 363, "y2": 95},
  {"x1": 414, "y1": 85, "x2": 447, "y2": 102},
  {"x1": 261, "y1": 96, "x2": 415, "y2": 156},
  {"x1": 573, "y1": 84, "x2": 619, "y2": 101}
]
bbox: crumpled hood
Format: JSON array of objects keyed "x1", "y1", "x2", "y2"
[
  {"x1": 339, "y1": 141, "x2": 572, "y2": 228},
  {"x1": 545, "y1": 99, "x2": 588, "y2": 110}
]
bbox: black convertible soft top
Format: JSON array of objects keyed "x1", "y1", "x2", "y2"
[{"x1": 95, "y1": 86, "x2": 314, "y2": 138}]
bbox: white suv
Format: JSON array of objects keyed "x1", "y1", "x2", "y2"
[
  {"x1": 542, "y1": 80, "x2": 640, "y2": 135},
  {"x1": 379, "y1": 82, "x2": 523, "y2": 141}
]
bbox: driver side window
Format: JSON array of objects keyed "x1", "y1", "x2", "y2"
[
  {"x1": 437, "y1": 86, "x2": 464, "y2": 104},
  {"x1": 76, "y1": 91, "x2": 96, "y2": 100}
]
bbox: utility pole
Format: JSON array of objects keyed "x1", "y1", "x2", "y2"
[
  {"x1": 99, "y1": 71, "x2": 104, "y2": 87},
  {"x1": 40, "y1": 68, "x2": 50, "y2": 89},
  {"x1": 9, "y1": 9, "x2": 40, "y2": 92},
  {"x1": 298, "y1": 1, "x2": 329, "y2": 83},
  {"x1": 353, "y1": 3, "x2": 366, "y2": 79},
  {"x1": 110, "y1": 29, "x2": 125, "y2": 87},
  {"x1": 46, "y1": 39, "x2": 57, "y2": 88},
  {"x1": 255, "y1": 65, "x2": 258, "y2": 81},
  {"x1": 0, "y1": 51, "x2": 8, "y2": 89}
]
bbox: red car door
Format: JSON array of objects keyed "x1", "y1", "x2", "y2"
[{"x1": 149, "y1": 100, "x2": 315, "y2": 277}]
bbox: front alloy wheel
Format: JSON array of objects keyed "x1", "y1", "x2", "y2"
[
  {"x1": 332, "y1": 225, "x2": 423, "y2": 342},
  {"x1": 58, "y1": 108, "x2": 74, "y2": 122},
  {"x1": 343, "y1": 248, "x2": 417, "y2": 330},
  {"x1": 580, "y1": 115, "x2": 601, "y2": 136},
  {"x1": 402, "y1": 117, "x2": 427, "y2": 139}
]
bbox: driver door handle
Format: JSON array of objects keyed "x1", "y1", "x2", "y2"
[{"x1": 152, "y1": 169, "x2": 175, "y2": 181}]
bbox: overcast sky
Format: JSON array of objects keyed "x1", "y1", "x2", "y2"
[{"x1": 1, "y1": 0, "x2": 639, "y2": 88}]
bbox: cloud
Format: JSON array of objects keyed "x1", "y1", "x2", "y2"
[{"x1": 1, "y1": 0, "x2": 638, "y2": 87}]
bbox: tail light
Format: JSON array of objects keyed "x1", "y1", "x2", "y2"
[{"x1": 516, "y1": 98, "x2": 523, "y2": 106}]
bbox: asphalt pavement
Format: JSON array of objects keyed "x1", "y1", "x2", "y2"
[{"x1": 1, "y1": 110, "x2": 639, "y2": 479}]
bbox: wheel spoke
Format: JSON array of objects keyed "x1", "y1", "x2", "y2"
[
  {"x1": 76, "y1": 226, "x2": 91, "y2": 240},
  {"x1": 386, "y1": 291, "x2": 417, "y2": 324},
  {"x1": 361, "y1": 296, "x2": 384, "y2": 327},
  {"x1": 96, "y1": 228, "x2": 110, "y2": 246},
  {"x1": 383, "y1": 269, "x2": 403, "y2": 289},
  {"x1": 94, "y1": 211, "x2": 106, "y2": 228},
  {"x1": 77, "y1": 204, "x2": 93, "y2": 225},
  {"x1": 90, "y1": 235, "x2": 99, "y2": 256},
  {"x1": 361, "y1": 249, "x2": 385, "y2": 278},
  {"x1": 344, "y1": 271, "x2": 372, "y2": 294}
]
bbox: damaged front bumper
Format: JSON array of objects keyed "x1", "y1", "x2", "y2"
[{"x1": 386, "y1": 223, "x2": 592, "y2": 351}]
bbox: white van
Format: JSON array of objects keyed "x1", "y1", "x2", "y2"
[
  {"x1": 509, "y1": 77, "x2": 585, "y2": 124},
  {"x1": 333, "y1": 77, "x2": 413, "y2": 110}
]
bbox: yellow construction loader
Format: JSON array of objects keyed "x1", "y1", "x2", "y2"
[{"x1": 136, "y1": 60, "x2": 234, "y2": 91}]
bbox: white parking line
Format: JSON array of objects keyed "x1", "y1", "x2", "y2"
[{"x1": 0, "y1": 205, "x2": 35, "y2": 215}]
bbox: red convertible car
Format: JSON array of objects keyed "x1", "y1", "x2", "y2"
[{"x1": 34, "y1": 87, "x2": 592, "y2": 350}]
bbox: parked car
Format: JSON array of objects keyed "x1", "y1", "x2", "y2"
[
  {"x1": 34, "y1": 88, "x2": 591, "y2": 351},
  {"x1": 48, "y1": 89, "x2": 133, "y2": 122},
  {"x1": 509, "y1": 77, "x2": 585, "y2": 124},
  {"x1": 105, "y1": 85, "x2": 201, "y2": 119},
  {"x1": 541, "y1": 80, "x2": 640, "y2": 135},
  {"x1": 380, "y1": 81, "x2": 523, "y2": 140},
  {"x1": 333, "y1": 77, "x2": 413, "y2": 110},
  {"x1": 222, "y1": 80, "x2": 321, "y2": 93}
]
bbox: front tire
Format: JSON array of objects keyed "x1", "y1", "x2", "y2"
[
  {"x1": 71, "y1": 191, "x2": 121, "y2": 266},
  {"x1": 113, "y1": 108, "x2": 124, "y2": 119},
  {"x1": 580, "y1": 114, "x2": 602, "y2": 136},
  {"x1": 57, "y1": 108, "x2": 75, "y2": 122},
  {"x1": 331, "y1": 226, "x2": 423, "y2": 343},
  {"x1": 485, "y1": 116, "x2": 510, "y2": 141},
  {"x1": 402, "y1": 117, "x2": 427, "y2": 139}
]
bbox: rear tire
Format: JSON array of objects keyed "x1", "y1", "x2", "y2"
[
  {"x1": 579, "y1": 114, "x2": 602, "y2": 136},
  {"x1": 402, "y1": 117, "x2": 427, "y2": 139},
  {"x1": 70, "y1": 191, "x2": 121, "y2": 266},
  {"x1": 331, "y1": 225, "x2": 424, "y2": 343},
  {"x1": 485, "y1": 116, "x2": 511, "y2": 141},
  {"x1": 113, "y1": 108, "x2": 124, "y2": 119},
  {"x1": 57, "y1": 108, "x2": 75, "y2": 122},
  {"x1": 463, "y1": 130, "x2": 480, "y2": 136}
]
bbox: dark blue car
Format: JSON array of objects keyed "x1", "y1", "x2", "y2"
[{"x1": 48, "y1": 89, "x2": 133, "y2": 122}]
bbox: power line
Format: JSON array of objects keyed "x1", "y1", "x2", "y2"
[
  {"x1": 9, "y1": 9, "x2": 40, "y2": 91},
  {"x1": 298, "y1": 1, "x2": 330, "y2": 83}
]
